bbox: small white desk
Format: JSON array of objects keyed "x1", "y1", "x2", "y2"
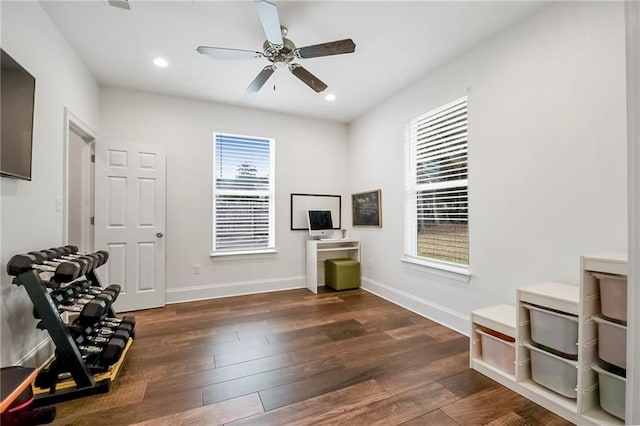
[{"x1": 306, "y1": 239, "x2": 360, "y2": 293}]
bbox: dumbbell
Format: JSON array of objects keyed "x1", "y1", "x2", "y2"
[
  {"x1": 7, "y1": 254, "x2": 82, "y2": 283},
  {"x1": 100, "y1": 316, "x2": 135, "y2": 333},
  {"x1": 99, "y1": 317, "x2": 135, "y2": 338},
  {"x1": 75, "y1": 319, "x2": 132, "y2": 338},
  {"x1": 74, "y1": 280, "x2": 112, "y2": 297},
  {"x1": 92, "y1": 323, "x2": 133, "y2": 341},
  {"x1": 77, "y1": 336, "x2": 126, "y2": 367},
  {"x1": 55, "y1": 286, "x2": 118, "y2": 317},
  {"x1": 67, "y1": 283, "x2": 119, "y2": 305},
  {"x1": 26, "y1": 249, "x2": 92, "y2": 279},
  {"x1": 35, "y1": 247, "x2": 104, "y2": 277},
  {"x1": 31, "y1": 249, "x2": 93, "y2": 276},
  {"x1": 75, "y1": 328, "x2": 129, "y2": 346},
  {"x1": 77, "y1": 290, "x2": 120, "y2": 321},
  {"x1": 56, "y1": 246, "x2": 109, "y2": 269},
  {"x1": 50, "y1": 286, "x2": 81, "y2": 306},
  {"x1": 68, "y1": 291, "x2": 113, "y2": 311}
]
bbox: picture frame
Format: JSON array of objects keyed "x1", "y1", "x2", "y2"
[
  {"x1": 290, "y1": 193, "x2": 341, "y2": 230},
  {"x1": 352, "y1": 189, "x2": 382, "y2": 227}
]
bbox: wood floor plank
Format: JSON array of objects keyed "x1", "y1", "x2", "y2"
[
  {"x1": 513, "y1": 400, "x2": 575, "y2": 426},
  {"x1": 400, "y1": 409, "x2": 459, "y2": 426},
  {"x1": 228, "y1": 379, "x2": 390, "y2": 426},
  {"x1": 129, "y1": 393, "x2": 263, "y2": 426},
  {"x1": 441, "y1": 386, "x2": 533, "y2": 426},
  {"x1": 287, "y1": 330, "x2": 396, "y2": 363},
  {"x1": 214, "y1": 332, "x2": 332, "y2": 367},
  {"x1": 143, "y1": 353, "x2": 292, "y2": 400},
  {"x1": 310, "y1": 381, "x2": 459, "y2": 425},
  {"x1": 53, "y1": 380, "x2": 147, "y2": 420},
  {"x1": 484, "y1": 411, "x2": 529, "y2": 426},
  {"x1": 437, "y1": 369, "x2": 500, "y2": 399},
  {"x1": 258, "y1": 363, "x2": 384, "y2": 410},
  {"x1": 386, "y1": 321, "x2": 439, "y2": 340},
  {"x1": 53, "y1": 387, "x2": 202, "y2": 426},
  {"x1": 376, "y1": 351, "x2": 470, "y2": 395},
  {"x1": 202, "y1": 356, "x2": 343, "y2": 405}
]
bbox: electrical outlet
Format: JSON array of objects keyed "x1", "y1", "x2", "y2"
[
  {"x1": 193, "y1": 264, "x2": 200, "y2": 275},
  {"x1": 55, "y1": 197, "x2": 62, "y2": 212},
  {"x1": 368, "y1": 258, "x2": 373, "y2": 269}
]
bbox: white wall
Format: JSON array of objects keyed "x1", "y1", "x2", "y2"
[
  {"x1": 99, "y1": 88, "x2": 348, "y2": 302},
  {"x1": 1, "y1": 2, "x2": 100, "y2": 366},
  {"x1": 348, "y1": 1, "x2": 628, "y2": 333}
]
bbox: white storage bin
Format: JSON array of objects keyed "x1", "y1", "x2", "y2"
[
  {"x1": 523, "y1": 303, "x2": 578, "y2": 356},
  {"x1": 476, "y1": 328, "x2": 515, "y2": 375},
  {"x1": 592, "y1": 364, "x2": 626, "y2": 421},
  {"x1": 593, "y1": 272, "x2": 627, "y2": 323},
  {"x1": 524, "y1": 342, "x2": 578, "y2": 398},
  {"x1": 592, "y1": 315, "x2": 627, "y2": 368}
]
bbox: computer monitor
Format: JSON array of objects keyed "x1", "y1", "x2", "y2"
[{"x1": 307, "y1": 210, "x2": 334, "y2": 238}]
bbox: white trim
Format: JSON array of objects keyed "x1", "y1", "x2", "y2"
[
  {"x1": 210, "y1": 248, "x2": 278, "y2": 257},
  {"x1": 361, "y1": 276, "x2": 470, "y2": 335},
  {"x1": 62, "y1": 108, "x2": 97, "y2": 249},
  {"x1": 165, "y1": 275, "x2": 305, "y2": 304},
  {"x1": 404, "y1": 96, "x2": 470, "y2": 268},
  {"x1": 626, "y1": 1, "x2": 640, "y2": 423},
  {"x1": 212, "y1": 132, "x2": 276, "y2": 253},
  {"x1": 17, "y1": 337, "x2": 55, "y2": 369},
  {"x1": 401, "y1": 255, "x2": 471, "y2": 283}
]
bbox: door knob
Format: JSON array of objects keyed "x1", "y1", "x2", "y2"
[{"x1": 156, "y1": 232, "x2": 164, "y2": 238}]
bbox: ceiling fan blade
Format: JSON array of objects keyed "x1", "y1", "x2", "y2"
[
  {"x1": 295, "y1": 39, "x2": 356, "y2": 59},
  {"x1": 247, "y1": 66, "x2": 275, "y2": 92},
  {"x1": 255, "y1": 0, "x2": 283, "y2": 48},
  {"x1": 197, "y1": 46, "x2": 263, "y2": 60},
  {"x1": 289, "y1": 64, "x2": 327, "y2": 93}
]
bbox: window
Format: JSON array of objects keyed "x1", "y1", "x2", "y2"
[
  {"x1": 405, "y1": 96, "x2": 469, "y2": 271},
  {"x1": 212, "y1": 133, "x2": 275, "y2": 254}
]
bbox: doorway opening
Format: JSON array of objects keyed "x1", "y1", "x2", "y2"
[{"x1": 64, "y1": 108, "x2": 97, "y2": 252}]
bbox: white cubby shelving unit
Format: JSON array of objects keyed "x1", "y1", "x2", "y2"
[
  {"x1": 580, "y1": 254, "x2": 628, "y2": 425},
  {"x1": 470, "y1": 253, "x2": 628, "y2": 426}
]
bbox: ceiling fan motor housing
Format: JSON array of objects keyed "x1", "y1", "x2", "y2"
[{"x1": 263, "y1": 37, "x2": 296, "y2": 64}]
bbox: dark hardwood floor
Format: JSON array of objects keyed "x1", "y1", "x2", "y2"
[{"x1": 52, "y1": 288, "x2": 573, "y2": 425}]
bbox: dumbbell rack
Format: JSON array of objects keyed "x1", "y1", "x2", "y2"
[{"x1": 10, "y1": 255, "x2": 132, "y2": 406}]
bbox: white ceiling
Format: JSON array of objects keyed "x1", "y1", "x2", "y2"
[{"x1": 40, "y1": 0, "x2": 547, "y2": 123}]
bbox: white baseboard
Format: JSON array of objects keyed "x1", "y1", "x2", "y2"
[
  {"x1": 361, "y1": 276, "x2": 470, "y2": 336},
  {"x1": 166, "y1": 275, "x2": 306, "y2": 304},
  {"x1": 18, "y1": 337, "x2": 55, "y2": 369}
]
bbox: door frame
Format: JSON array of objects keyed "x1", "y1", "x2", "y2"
[
  {"x1": 63, "y1": 107, "x2": 97, "y2": 250},
  {"x1": 625, "y1": 1, "x2": 639, "y2": 422}
]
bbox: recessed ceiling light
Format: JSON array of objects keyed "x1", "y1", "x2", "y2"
[
  {"x1": 325, "y1": 94, "x2": 336, "y2": 101},
  {"x1": 153, "y1": 57, "x2": 168, "y2": 68}
]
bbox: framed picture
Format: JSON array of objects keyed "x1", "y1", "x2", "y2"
[
  {"x1": 352, "y1": 189, "x2": 382, "y2": 227},
  {"x1": 290, "y1": 193, "x2": 341, "y2": 230}
]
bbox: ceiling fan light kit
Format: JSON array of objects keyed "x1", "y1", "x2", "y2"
[{"x1": 196, "y1": 0, "x2": 356, "y2": 94}]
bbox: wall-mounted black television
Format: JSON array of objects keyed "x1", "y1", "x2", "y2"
[{"x1": 1, "y1": 48, "x2": 36, "y2": 181}]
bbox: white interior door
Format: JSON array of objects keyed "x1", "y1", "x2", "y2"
[{"x1": 94, "y1": 141, "x2": 166, "y2": 312}]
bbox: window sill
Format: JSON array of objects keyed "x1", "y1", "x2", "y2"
[
  {"x1": 210, "y1": 248, "x2": 277, "y2": 258},
  {"x1": 401, "y1": 256, "x2": 471, "y2": 283}
]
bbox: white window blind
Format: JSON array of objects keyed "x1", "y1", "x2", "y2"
[
  {"x1": 405, "y1": 96, "x2": 469, "y2": 266},
  {"x1": 213, "y1": 133, "x2": 275, "y2": 253}
]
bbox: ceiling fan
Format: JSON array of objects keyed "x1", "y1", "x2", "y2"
[{"x1": 196, "y1": 0, "x2": 356, "y2": 93}]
